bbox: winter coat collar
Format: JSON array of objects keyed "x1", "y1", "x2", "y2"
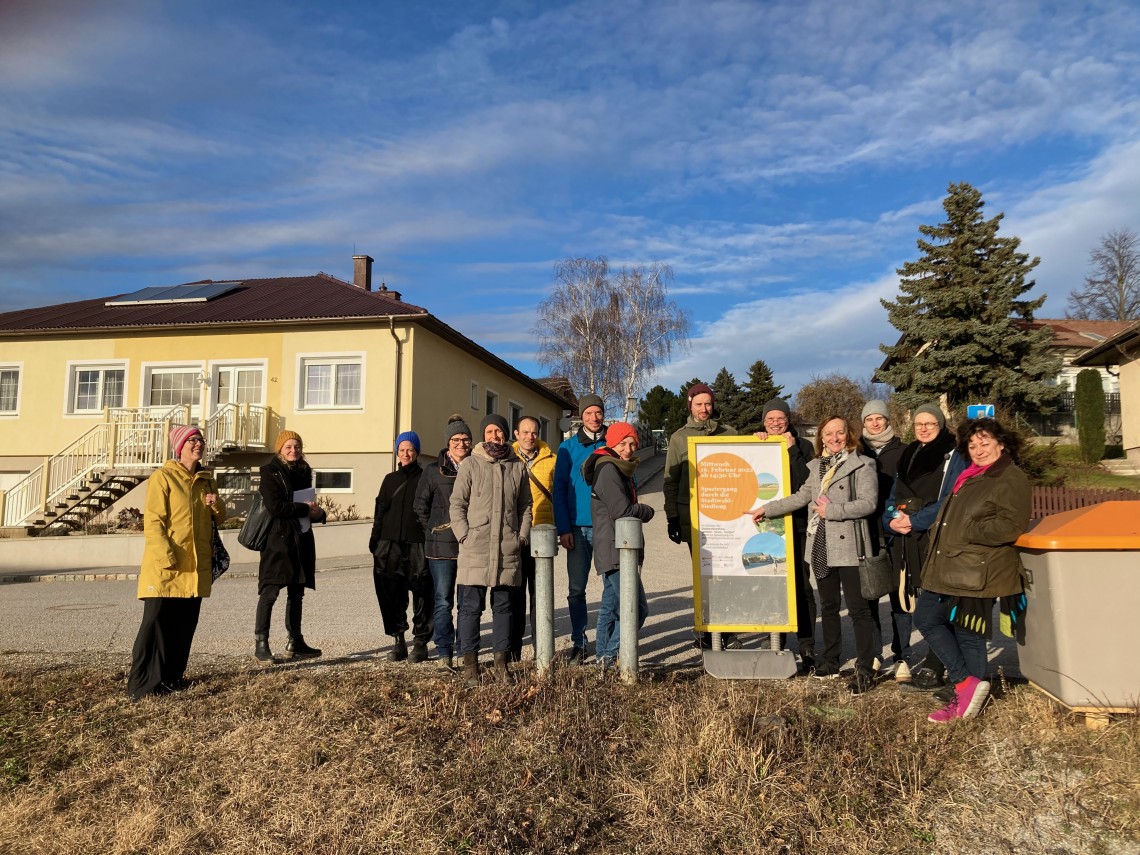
[
  {"x1": 582, "y1": 447, "x2": 638, "y2": 486},
  {"x1": 576, "y1": 426, "x2": 606, "y2": 446},
  {"x1": 684, "y1": 415, "x2": 720, "y2": 434}
]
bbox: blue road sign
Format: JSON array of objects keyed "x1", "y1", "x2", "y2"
[{"x1": 967, "y1": 404, "x2": 995, "y2": 419}]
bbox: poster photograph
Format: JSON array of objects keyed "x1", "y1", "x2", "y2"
[{"x1": 688, "y1": 436, "x2": 797, "y2": 633}]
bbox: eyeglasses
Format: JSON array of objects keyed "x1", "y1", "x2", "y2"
[
  {"x1": 913, "y1": 421, "x2": 939, "y2": 429},
  {"x1": 185, "y1": 437, "x2": 205, "y2": 445},
  {"x1": 449, "y1": 437, "x2": 472, "y2": 445}
]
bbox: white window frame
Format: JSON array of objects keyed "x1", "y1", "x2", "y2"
[
  {"x1": 0, "y1": 363, "x2": 22, "y2": 416},
  {"x1": 141, "y1": 361, "x2": 206, "y2": 411},
  {"x1": 470, "y1": 381, "x2": 479, "y2": 410},
  {"x1": 64, "y1": 361, "x2": 128, "y2": 417},
  {"x1": 485, "y1": 388, "x2": 498, "y2": 416},
  {"x1": 508, "y1": 400, "x2": 523, "y2": 432},
  {"x1": 295, "y1": 352, "x2": 365, "y2": 412},
  {"x1": 213, "y1": 467, "x2": 254, "y2": 494},
  {"x1": 209, "y1": 359, "x2": 268, "y2": 414},
  {"x1": 313, "y1": 469, "x2": 354, "y2": 494}
]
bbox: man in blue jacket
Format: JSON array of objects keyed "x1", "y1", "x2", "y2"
[{"x1": 553, "y1": 394, "x2": 607, "y2": 663}]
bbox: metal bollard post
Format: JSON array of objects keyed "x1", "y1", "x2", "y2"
[
  {"x1": 615, "y1": 517, "x2": 644, "y2": 684},
  {"x1": 530, "y1": 524, "x2": 558, "y2": 675}
]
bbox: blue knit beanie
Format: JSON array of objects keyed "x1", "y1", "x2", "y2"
[{"x1": 395, "y1": 430, "x2": 421, "y2": 454}]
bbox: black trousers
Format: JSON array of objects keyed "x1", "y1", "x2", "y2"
[
  {"x1": 816, "y1": 564, "x2": 876, "y2": 674},
  {"x1": 127, "y1": 597, "x2": 202, "y2": 700},
  {"x1": 457, "y1": 584, "x2": 515, "y2": 655},
  {"x1": 255, "y1": 583, "x2": 306, "y2": 637},
  {"x1": 373, "y1": 539, "x2": 433, "y2": 643},
  {"x1": 508, "y1": 550, "x2": 536, "y2": 659}
]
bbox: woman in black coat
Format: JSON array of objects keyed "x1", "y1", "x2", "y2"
[{"x1": 254, "y1": 430, "x2": 326, "y2": 662}]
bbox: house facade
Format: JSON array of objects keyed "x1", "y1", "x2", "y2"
[
  {"x1": 1073, "y1": 320, "x2": 1140, "y2": 460},
  {"x1": 0, "y1": 256, "x2": 570, "y2": 530}
]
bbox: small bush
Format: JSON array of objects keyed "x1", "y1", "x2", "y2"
[
  {"x1": 316, "y1": 495, "x2": 342, "y2": 521},
  {"x1": 1075, "y1": 369, "x2": 1106, "y2": 464},
  {"x1": 341, "y1": 504, "x2": 359, "y2": 521}
]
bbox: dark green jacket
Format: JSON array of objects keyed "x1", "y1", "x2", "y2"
[
  {"x1": 663, "y1": 416, "x2": 735, "y2": 544},
  {"x1": 920, "y1": 453, "x2": 1030, "y2": 599}
]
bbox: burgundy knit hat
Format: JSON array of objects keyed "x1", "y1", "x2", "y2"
[
  {"x1": 687, "y1": 383, "x2": 715, "y2": 404},
  {"x1": 169, "y1": 425, "x2": 203, "y2": 458},
  {"x1": 605, "y1": 421, "x2": 638, "y2": 449}
]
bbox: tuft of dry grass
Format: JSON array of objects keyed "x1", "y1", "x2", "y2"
[{"x1": 0, "y1": 655, "x2": 1137, "y2": 854}]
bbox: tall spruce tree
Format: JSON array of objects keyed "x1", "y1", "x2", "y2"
[
  {"x1": 638, "y1": 384, "x2": 679, "y2": 432},
  {"x1": 738, "y1": 359, "x2": 784, "y2": 432},
  {"x1": 878, "y1": 182, "x2": 1060, "y2": 414},
  {"x1": 711, "y1": 367, "x2": 744, "y2": 427}
]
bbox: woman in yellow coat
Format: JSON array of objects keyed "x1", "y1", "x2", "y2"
[{"x1": 128, "y1": 425, "x2": 226, "y2": 700}]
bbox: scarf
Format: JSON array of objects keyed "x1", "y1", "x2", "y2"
[
  {"x1": 441, "y1": 453, "x2": 462, "y2": 477},
  {"x1": 807, "y1": 450, "x2": 848, "y2": 578},
  {"x1": 862, "y1": 424, "x2": 896, "y2": 451},
  {"x1": 952, "y1": 460, "x2": 993, "y2": 494},
  {"x1": 483, "y1": 442, "x2": 511, "y2": 461}
]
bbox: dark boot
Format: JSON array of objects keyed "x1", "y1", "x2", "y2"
[
  {"x1": 493, "y1": 650, "x2": 512, "y2": 684},
  {"x1": 463, "y1": 651, "x2": 480, "y2": 687},
  {"x1": 286, "y1": 637, "x2": 322, "y2": 659},
  {"x1": 254, "y1": 634, "x2": 276, "y2": 664},
  {"x1": 408, "y1": 640, "x2": 428, "y2": 664},
  {"x1": 387, "y1": 633, "x2": 408, "y2": 662}
]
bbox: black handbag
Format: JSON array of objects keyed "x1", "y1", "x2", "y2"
[
  {"x1": 852, "y1": 471, "x2": 894, "y2": 600},
  {"x1": 211, "y1": 519, "x2": 231, "y2": 582},
  {"x1": 237, "y1": 493, "x2": 272, "y2": 551}
]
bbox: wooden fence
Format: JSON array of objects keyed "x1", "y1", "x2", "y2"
[{"x1": 1032, "y1": 486, "x2": 1140, "y2": 519}]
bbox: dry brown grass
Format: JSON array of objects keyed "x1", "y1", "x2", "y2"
[{"x1": 1, "y1": 655, "x2": 1138, "y2": 854}]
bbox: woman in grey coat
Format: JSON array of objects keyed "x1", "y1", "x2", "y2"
[
  {"x1": 449, "y1": 414, "x2": 533, "y2": 684},
  {"x1": 752, "y1": 415, "x2": 879, "y2": 693}
]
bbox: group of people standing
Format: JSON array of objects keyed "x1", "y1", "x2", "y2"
[{"x1": 129, "y1": 383, "x2": 1032, "y2": 724}]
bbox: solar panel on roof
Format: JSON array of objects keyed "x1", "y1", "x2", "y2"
[{"x1": 105, "y1": 281, "x2": 242, "y2": 306}]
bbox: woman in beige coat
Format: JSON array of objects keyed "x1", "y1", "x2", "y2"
[
  {"x1": 449, "y1": 414, "x2": 532, "y2": 684},
  {"x1": 128, "y1": 425, "x2": 226, "y2": 700}
]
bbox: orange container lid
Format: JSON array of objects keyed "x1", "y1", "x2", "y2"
[{"x1": 1017, "y1": 501, "x2": 1140, "y2": 550}]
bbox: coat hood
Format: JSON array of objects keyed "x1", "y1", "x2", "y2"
[{"x1": 582, "y1": 447, "x2": 638, "y2": 486}]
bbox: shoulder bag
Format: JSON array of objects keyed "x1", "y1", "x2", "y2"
[
  {"x1": 237, "y1": 492, "x2": 272, "y2": 551},
  {"x1": 852, "y1": 471, "x2": 894, "y2": 601},
  {"x1": 211, "y1": 519, "x2": 231, "y2": 582}
]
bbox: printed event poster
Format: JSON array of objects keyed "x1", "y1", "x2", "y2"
[{"x1": 688, "y1": 436, "x2": 797, "y2": 633}]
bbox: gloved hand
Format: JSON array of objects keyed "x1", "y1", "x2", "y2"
[
  {"x1": 667, "y1": 517, "x2": 683, "y2": 544},
  {"x1": 368, "y1": 537, "x2": 378, "y2": 555}
]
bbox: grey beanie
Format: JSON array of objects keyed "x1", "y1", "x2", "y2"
[
  {"x1": 913, "y1": 404, "x2": 946, "y2": 430},
  {"x1": 480, "y1": 413, "x2": 510, "y2": 436},
  {"x1": 444, "y1": 414, "x2": 472, "y2": 441},
  {"x1": 861, "y1": 399, "x2": 890, "y2": 422},
  {"x1": 578, "y1": 393, "x2": 605, "y2": 415},
  {"x1": 762, "y1": 398, "x2": 791, "y2": 418}
]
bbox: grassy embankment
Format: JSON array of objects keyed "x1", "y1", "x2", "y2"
[{"x1": 1, "y1": 656, "x2": 1137, "y2": 854}]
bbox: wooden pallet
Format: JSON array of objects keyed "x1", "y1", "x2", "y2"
[{"x1": 1029, "y1": 680, "x2": 1138, "y2": 730}]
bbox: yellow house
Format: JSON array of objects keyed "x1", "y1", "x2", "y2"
[
  {"x1": 0, "y1": 255, "x2": 570, "y2": 531},
  {"x1": 1073, "y1": 320, "x2": 1140, "y2": 460}
]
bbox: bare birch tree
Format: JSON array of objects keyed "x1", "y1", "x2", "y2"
[
  {"x1": 535, "y1": 257, "x2": 690, "y2": 419},
  {"x1": 1067, "y1": 228, "x2": 1140, "y2": 320}
]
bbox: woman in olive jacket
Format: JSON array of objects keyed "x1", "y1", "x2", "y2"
[
  {"x1": 255, "y1": 430, "x2": 325, "y2": 663},
  {"x1": 915, "y1": 418, "x2": 1030, "y2": 723},
  {"x1": 752, "y1": 415, "x2": 879, "y2": 693},
  {"x1": 449, "y1": 414, "x2": 532, "y2": 684},
  {"x1": 129, "y1": 425, "x2": 226, "y2": 700}
]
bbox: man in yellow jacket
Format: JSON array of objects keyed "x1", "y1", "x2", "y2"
[{"x1": 510, "y1": 415, "x2": 556, "y2": 660}]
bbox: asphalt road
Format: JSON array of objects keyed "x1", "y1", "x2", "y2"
[{"x1": 0, "y1": 451, "x2": 1022, "y2": 679}]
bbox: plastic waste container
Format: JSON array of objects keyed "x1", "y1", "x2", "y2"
[{"x1": 1016, "y1": 501, "x2": 1140, "y2": 711}]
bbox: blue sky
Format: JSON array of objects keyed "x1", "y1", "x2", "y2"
[{"x1": 2, "y1": 0, "x2": 1139, "y2": 400}]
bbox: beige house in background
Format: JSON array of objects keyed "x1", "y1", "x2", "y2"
[
  {"x1": 0, "y1": 255, "x2": 570, "y2": 532},
  {"x1": 1074, "y1": 320, "x2": 1140, "y2": 461}
]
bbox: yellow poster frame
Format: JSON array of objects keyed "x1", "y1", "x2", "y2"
[{"x1": 688, "y1": 435, "x2": 797, "y2": 634}]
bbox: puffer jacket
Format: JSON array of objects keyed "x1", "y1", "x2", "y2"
[
  {"x1": 368, "y1": 460, "x2": 424, "y2": 551},
  {"x1": 663, "y1": 416, "x2": 736, "y2": 542},
  {"x1": 257, "y1": 456, "x2": 324, "y2": 590},
  {"x1": 582, "y1": 449, "x2": 654, "y2": 574},
  {"x1": 138, "y1": 459, "x2": 226, "y2": 599},
  {"x1": 450, "y1": 443, "x2": 533, "y2": 587},
  {"x1": 761, "y1": 451, "x2": 877, "y2": 570},
  {"x1": 513, "y1": 439, "x2": 556, "y2": 527},
  {"x1": 414, "y1": 450, "x2": 462, "y2": 560},
  {"x1": 553, "y1": 427, "x2": 606, "y2": 533},
  {"x1": 920, "y1": 453, "x2": 1030, "y2": 599}
]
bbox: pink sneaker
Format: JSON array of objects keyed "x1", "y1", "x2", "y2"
[
  {"x1": 927, "y1": 698, "x2": 959, "y2": 723},
  {"x1": 956, "y1": 676, "x2": 990, "y2": 719}
]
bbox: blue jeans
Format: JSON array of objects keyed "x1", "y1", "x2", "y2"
[
  {"x1": 427, "y1": 558, "x2": 457, "y2": 656},
  {"x1": 913, "y1": 589, "x2": 989, "y2": 684},
  {"x1": 595, "y1": 569, "x2": 648, "y2": 664},
  {"x1": 566, "y1": 525, "x2": 594, "y2": 648}
]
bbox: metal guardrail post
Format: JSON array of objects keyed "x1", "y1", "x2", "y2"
[
  {"x1": 531, "y1": 524, "x2": 558, "y2": 675},
  {"x1": 616, "y1": 517, "x2": 644, "y2": 684}
]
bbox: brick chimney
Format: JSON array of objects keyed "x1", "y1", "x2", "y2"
[
  {"x1": 377, "y1": 281, "x2": 402, "y2": 302},
  {"x1": 352, "y1": 254, "x2": 373, "y2": 291}
]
